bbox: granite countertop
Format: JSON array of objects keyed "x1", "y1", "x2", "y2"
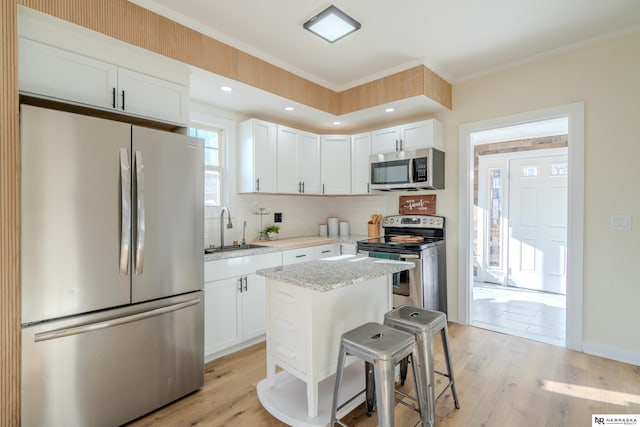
[{"x1": 256, "y1": 255, "x2": 413, "y2": 292}]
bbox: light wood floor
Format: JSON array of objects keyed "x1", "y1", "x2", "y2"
[{"x1": 126, "y1": 324, "x2": 640, "y2": 426}]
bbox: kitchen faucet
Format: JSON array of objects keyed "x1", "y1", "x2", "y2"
[{"x1": 220, "y1": 206, "x2": 233, "y2": 248}]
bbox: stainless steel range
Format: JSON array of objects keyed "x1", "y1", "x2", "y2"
[{"x1": 357, "y1": 215, "x2": 446, "y2": 314}]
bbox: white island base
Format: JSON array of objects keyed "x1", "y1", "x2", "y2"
[
  {"x1": 255, "y1": 255, "x2": 412, "y2": 425},
  {"x1": 257, "y1": 361, "x2": 366, "y2": 427}
]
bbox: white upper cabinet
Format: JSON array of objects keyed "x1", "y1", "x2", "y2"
[
  {"x1": 238, "y1": 119, "x2": 277, "y2": 193},
  {"x1": 371, "y1": 126, "x2": 401, "y2": 154},
  {"x1": 116, "y1": 67, "x2": 188, "y2": 124},
  {"x1": 351, "y1": 132, "x2": 372, "y2": 195},
  {"x1": 18, "y1": 37, "x2": 188, "y2": 125},
  {"x1": 371, "y1": 119, "x2": 444, "y2": 154},
  {"x1": 277, "y1": 125, "x2": 321, "y2": 194},
  {"x1": 401, "y1": 119, "x2": 444, "y2": 151},
  {"x1": 320, "y1": 135, "x2": 351, "y2": 195},
  {"x1": 19, "y1": 37, "x2": 117, "y2": 110}
]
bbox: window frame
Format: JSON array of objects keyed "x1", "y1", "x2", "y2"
[{"x1": 189, "y1": 126, "x2": 223, "y2": 207}]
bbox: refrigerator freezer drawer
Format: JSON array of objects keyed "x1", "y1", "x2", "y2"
[{"x1": 21, "y1": 292, "x2": 204, "y2": 427}]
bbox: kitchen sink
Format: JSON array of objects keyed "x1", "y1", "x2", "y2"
[{"x1": 204, "y1": 244, "x2": 267, "y2": 254}]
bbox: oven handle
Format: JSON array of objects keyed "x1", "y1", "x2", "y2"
[{"x1": 358, "y1": 250, "x2": 420, "y2": 260}]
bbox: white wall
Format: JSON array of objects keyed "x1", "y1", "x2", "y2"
[{"x1": 433, "y1": 30, "x2": 640, "y2": 363}]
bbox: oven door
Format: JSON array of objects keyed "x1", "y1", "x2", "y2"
[{"x1": 360, "y1": 250, "x2": 423, "y2": 308}]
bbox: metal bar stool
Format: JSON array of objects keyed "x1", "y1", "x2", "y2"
[
  {"x1": 384, "y1": 306, "x2": 460, "y2": 427},
  {"x1": 330, "y1": 322, "x2": 424, "y2": 427}
]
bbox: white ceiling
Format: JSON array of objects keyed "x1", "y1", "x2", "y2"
[{"x1": 129, "y1": 0, "x2": 640, "y2": 131}]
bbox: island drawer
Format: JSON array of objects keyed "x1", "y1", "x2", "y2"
[{"x1": 270, "y1": 314, "x2": 307, "y2": 374}]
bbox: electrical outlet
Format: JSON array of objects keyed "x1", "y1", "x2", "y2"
[{"x1": 274, "y1": 212, "x2": 282, "y2": 223}]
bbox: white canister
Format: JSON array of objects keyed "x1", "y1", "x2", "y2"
[
  {"x1": 327, "y1": 217, "x2": 339, "y2": 236},
  {"x1": 319, "y1": 224, "x2": 328, "y2": 237},
  {"x1": 339, "y1": 221, "x2": 350, "y2": 237}
]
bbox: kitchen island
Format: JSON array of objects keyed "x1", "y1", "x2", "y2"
[{"x1": 255, "y1": 255, "x2": 412, "y2": 427}]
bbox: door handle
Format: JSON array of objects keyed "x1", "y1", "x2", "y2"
[
  {"x1": 119, "y1": 149, "x2": 131, "y2": 276},
  {"x1": 112, "y1": 87, "x2": 116, "y2": 109},
  {"x1": 302, "y1": 182, "x2": 305, "y2": 193},
  {"x1": 121, "y1": 90, "x2": 126, "y2": 110},
  {"x1": 238, "y1": 277, "x2": 243, "y2": 293},
  {"x1": 134, "y1": 150, "x2": 145, "y2": 275},
  {"x1": 243, "y1": 277, "x2": 248, "y2": 292}
]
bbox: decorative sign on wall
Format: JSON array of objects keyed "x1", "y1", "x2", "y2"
[{"x1": 399, "y1": 195, "x2": 436, "y2": 215}]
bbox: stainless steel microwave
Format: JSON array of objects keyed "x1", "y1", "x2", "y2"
[{"x1": 370, "y1": 148, "x2": 444, "y2": 191}]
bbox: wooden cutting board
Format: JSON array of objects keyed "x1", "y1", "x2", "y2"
[{"x1": 390, "y1": 235, "x2": 424, "y2": 243}]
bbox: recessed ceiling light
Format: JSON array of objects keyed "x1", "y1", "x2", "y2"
[
  {"x1": 284, "y1": 106, "x2": 294, "y2": 111},
  {"x1": 385, "y1": 108, "x2": 395, "y2": 113},
  {"x1": 220, "y1": 86, "x2": 233, "y2": 92},
  {"x1": 333, "y1": 121, "x2": 341, "y2": 125},
  {"x1": 303, "y1": 5, "x2": 361, "y2": 43}
]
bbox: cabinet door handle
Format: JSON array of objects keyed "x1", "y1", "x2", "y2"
[
  {"x1": 367, "y1": 182, "x2": 370, "y2": 194},
  {"x1": 395, "y1": 139, "x2": 399, "y2": 151},
  {"x1": 322, "y1": 183, "x2": 325, "y2": 194},
  {"x1": 256, "y1": 178, "x2": 260, "y2": 192},
  {"x1": 243, "y1": 277, "x2": 248, "y2": 292},
  {"x1": 238, "y1": 277, "x2": 243, "y2": 293},
  {"x1": 321, "y1": 250, "x2": 331, "y2": 253},
  {"x1": 295, "y1": 254, "x2": 306, "y2": 258},
  {"x1": 400, "y1": 139, "x2": 404, "y2": 151},
  {"x1": 298, "y1": 182, "x2": 301, "y2": 193},
  {"x1": 121, "y1": 90, "x2": 126, "y2": 110},
  {"x1": 302, "y1": 182, "x2": 305, "y2": 193},
  {"x1": 112, "y1": 87, "x2": 116, "y2": 108}
]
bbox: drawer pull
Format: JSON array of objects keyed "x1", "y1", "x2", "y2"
[
  {"x1": 276, "y1": 344, "x2": 296, "y2": 360},
  {"x1": 274, "y1": 291, "x2": 296, "y2": 304},
  {"x1": 275, "y1": 317, "x2": 296, "y2": 330},
  {"x1": 295, "y1": 254, "x2": 307, "y2": 258}
]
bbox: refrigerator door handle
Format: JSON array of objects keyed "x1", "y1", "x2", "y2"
[
  {"x1": 134, "y1": 150, "x2": 145, "y2": 275},
  {"x1": 119, "y1": 148, "x2": 131, "y2": 276},
  {"x1": 33, "y1": 298, "x2": 201, "y2": 342}
]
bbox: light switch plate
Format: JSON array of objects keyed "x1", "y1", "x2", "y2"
[{"x1": 610, "y1": 214, "x2": 632, "y2": 230}]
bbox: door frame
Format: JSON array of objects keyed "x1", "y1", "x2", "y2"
[
  {"x1": 458, "y1": 102, "x2": 584, "y2": 351},
  {"x1": 477, "y1": 147, "x2": 568, "y2": 288}
]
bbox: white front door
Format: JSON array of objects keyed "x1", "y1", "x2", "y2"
[{"x1": 508, "y1": 154, "x2": 568, "y2": 293}]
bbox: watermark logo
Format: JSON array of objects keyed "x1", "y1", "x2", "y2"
[{"x1": 592, "y1": 414, "x2": 639, "y2": 426}]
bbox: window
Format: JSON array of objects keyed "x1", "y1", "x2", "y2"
[{"x1": 189, "y1": 127, "x2": 222, "y2": 206}]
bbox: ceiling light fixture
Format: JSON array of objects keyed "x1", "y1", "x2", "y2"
[
  {"x1": 220, "y1": 86, "x2": 233, "y2": 92},
  {"x1": 303, "y1": 5, "x2": 361, "y2": 43},
  {"x1": 385, "y1": 108, "x2": 395, "y2": 113},
  {"x1": 284, "y1": 106, "x2": 294, "y2": 111},
  {"x1": 333, "y1": 121, "x2": 341, "y2": 125}
]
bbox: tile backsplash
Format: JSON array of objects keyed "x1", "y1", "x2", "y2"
[{"x1": 204, "y1": 194, "x2": 392, "y2": 247}]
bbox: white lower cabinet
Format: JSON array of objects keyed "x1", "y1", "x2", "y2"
[
  {"x1": 282, "y1": 243, "x2": 340, "y2": 265},
  {"x1": 315, "y1": 243, "x2": 340, "y2": 258},
  {"x1": 204, "y1": 252, "x2": 281, "y2": 358}
]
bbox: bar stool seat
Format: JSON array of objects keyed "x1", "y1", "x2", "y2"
[
  {"x1": 384, "y1": 306, "x2": 460, "y2": 427},
  {"x1": 330, "y1": 322, "x2": 424, "y2": 427}
]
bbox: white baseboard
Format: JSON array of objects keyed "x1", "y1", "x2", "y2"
[
  {"x1": 204, "y1": 335, "x2": 266, "y2": 364},
  {"x1": 583, "y1": 341, "x2": 640, "y2": 366}
]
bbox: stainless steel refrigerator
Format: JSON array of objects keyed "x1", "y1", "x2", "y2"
[{"x1": 20, "y1": 105, "x2": 204, "y2": 426}]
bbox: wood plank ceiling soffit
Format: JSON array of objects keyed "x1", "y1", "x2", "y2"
[{"x1": 18, "y1": 0, "x2": 452, "y2": 114}]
